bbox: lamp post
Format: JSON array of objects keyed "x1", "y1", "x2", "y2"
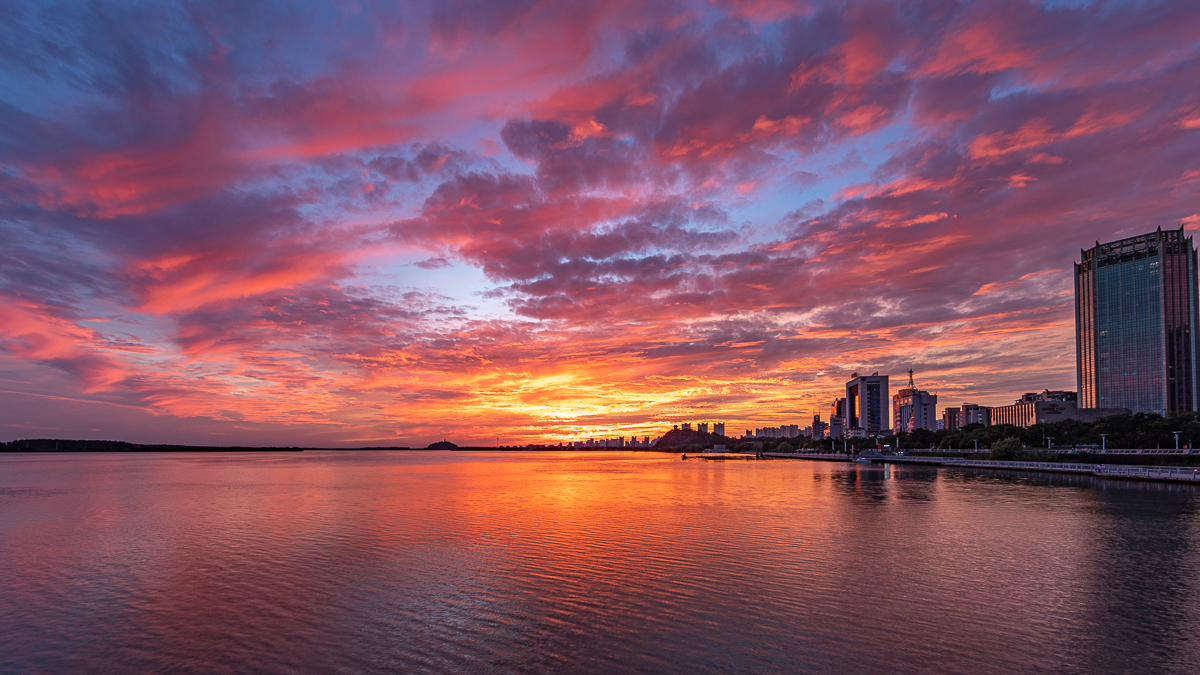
[
  {"x1": 1101, "y1": 434, "x2": 1107, "y2": 452},
  {"x1": 1046, "y1": 437, "x2": 1054, "y2": 450},
  {"x1": 1174, "y1": 431, "x2": 1181, "y2": 450}
]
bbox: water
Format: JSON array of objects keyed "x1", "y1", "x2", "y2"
[{"x1": 2, "y1": 451, "x2": 1199, "y2": 674}]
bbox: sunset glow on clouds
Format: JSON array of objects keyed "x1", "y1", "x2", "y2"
[{"x1": 2, "y1": 0, "x2": 1200, "y2": 446}]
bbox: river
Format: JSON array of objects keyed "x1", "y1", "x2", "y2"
[{"x1": 2, "y1": 450, "x2": 1198, "y2": 673}]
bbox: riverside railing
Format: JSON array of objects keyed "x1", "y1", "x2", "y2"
[
  {"x1": 1054, "y1": 448, "x2": 1196, "y2": 455},
  {"x1": 1095, "y1": 465, "x2": 1200, "y2": 481},
  {"x1": 757, "y1": 453, "x2": 1200, "y2": 483},
  {"x1": 885, "y1": 456, "x2": 1200, "y2": 482}
]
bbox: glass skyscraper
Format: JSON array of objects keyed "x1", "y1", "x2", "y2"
[{"x1": 1075, "y1": 227, "x2": 1200, "y2": 413}]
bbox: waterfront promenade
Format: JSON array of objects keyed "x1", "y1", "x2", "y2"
[{"x1": 759, "y1": 452, "x2": 1200, "y2": 484}]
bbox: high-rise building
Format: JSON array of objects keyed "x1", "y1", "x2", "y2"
[
  {"x1": 828, "y1": 397, "x2": 847, "y2": 439},
  {"x1": 698, "y1": 422, "x2": 708, "y2": 433},
  {"x1": 831, "y1": 397, "x2": 845, "y2": 419},
  {"x1": 893, "y1": 387, "x2": 938, "y2": 433},
  {"x1": 846, "y1": 373, "x2": 889, "y2": 435},
  {"x1": 1076, "y1": 227, "x2": 1200, "y2": 413},
  {"x1": 942, "y1": 407, "x2": 961, "y2": 431},
  {"x1": 713, "y1": 423, "x2": 725, "y2": 436},
  {"x1": 828, "y1": 416, "x2": 845, "y2": 440},
  {"x1": 811, "y1": 414, "x2": 827, "y2": 440}
]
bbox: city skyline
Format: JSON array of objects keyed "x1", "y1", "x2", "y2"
[{"x1": 3, "y1": 1, "x2": 1200, "y2": 446}]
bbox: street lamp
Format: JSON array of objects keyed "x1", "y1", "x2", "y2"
[
  {"x1": 1046, "y1": 437, "x2": 1054, "y2": 450},
  {"x1": 1100, "y1": 434, "x2": 1107, "y2": 452},
  {"x1": 1174, "y1": 431, "x2": 1181, "y2": 450}
]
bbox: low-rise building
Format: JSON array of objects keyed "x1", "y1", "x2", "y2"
[
  {"x1": 990, "y1": 390, "x2": 1128, "y2": 427},
  {"x1": 961, "y1": 403, "x2": 991, "y2": 426}
]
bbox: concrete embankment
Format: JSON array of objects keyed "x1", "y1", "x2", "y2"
[{"x1": 760, "y1": 452, "x2": 1200, "y2": 484}]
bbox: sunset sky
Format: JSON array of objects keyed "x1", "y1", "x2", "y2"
[{"x1": 2, "y1": 0, "x2": 1199, "y2": 446}]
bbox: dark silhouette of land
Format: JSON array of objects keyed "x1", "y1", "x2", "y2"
[
  {"x1": 651, "y1": 428, "x2": 730, "y2": 451},
  {"x1": 1, "y1": 439, "x2": 310, "y2": 452}
]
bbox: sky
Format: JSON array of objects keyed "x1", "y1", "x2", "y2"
[{"x1": 2, "y1": 0, "x2": 1199, "y2": 447}]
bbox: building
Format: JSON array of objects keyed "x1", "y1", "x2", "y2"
[
  {"x1": 1017, "y1": 389, "x2": 1076, "y2": 403},
  {"x1": 811, "y1": 414, "x2": 827, "y2": 440},
  {"x1": 752, "y1": 424, "x2": 803, "y2": 439},
  {"x1": 962, "y1": 403, "x2": 990, "y2": 426},
  {"x1": 831, "y1": 397, "x2": 846, "y2": 420},
  {"x1": 828, "y1": 416, "x2": 845, "y2": 440},
  {"x1": 698, "y1": 422, "x2": 708, "y2": 433},
  {"x1": 961, "y1": 403, "x2": 990, "y2": 426},
  {"x1": 942, "y1": 407, "x2": 962, "y2": 431},
  {"x1": 989, "y1": 390, "x2": 1128, "y2": 427},
  {"x1": 681, "y1": 422, "x2": 692, "y2": 431},
  {"x1": 846, "y1": 373, "x2": 889, "y2": 435},
  {"x1": 828, "y1": 397, "x2": 847, "y2": 439},
  {"x1": 1076, "y1": 227, "x2": 1200, "y2": 413},
  {"x1": 713, "y1": 423, "x2": 725, "y2": 436},
  {"x1": 893, "y1": 381, "x2": 937, "y2": 434}
]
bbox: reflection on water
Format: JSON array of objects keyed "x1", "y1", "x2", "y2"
[{"x1": 2, "y1": 452, "x2": 1199, "y2": 673}]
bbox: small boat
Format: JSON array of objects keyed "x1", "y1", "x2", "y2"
[{"x1": 854, "y1": 457, "x2": 873, "y2": 463}]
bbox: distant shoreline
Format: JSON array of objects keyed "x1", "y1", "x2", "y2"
[{"x1": 0, "y1": 442, "x2": 685, "y2": 453}]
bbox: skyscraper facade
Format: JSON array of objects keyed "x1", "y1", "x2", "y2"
[
  {"x1": 845, "y1": 373, "x2": 889, "y2": 435},
  {"x1": 1075, "y1": 227, "x2": 1200, "y2": 413}
]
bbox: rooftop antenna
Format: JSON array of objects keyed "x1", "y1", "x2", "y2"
[{"x1": 908, "y1": 368, "x2": 915, "y2": 390}]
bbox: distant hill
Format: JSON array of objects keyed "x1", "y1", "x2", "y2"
[
  {"x1": 653, "y1": 429, "x2": 730, "y2": 450},
  {"x1": 426, "y1": 440, "x2": 459, "y2": 449}
]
